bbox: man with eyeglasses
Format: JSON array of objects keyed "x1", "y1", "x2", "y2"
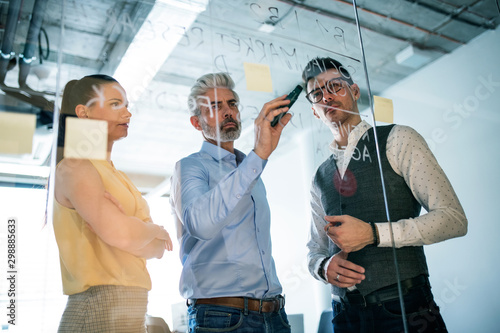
[
  {"x1": 303, "y1": 57, "x2": 467, "y2": 332},
  {"x1": 170, "y1": 72, "x2": 292, "y2": 332}
]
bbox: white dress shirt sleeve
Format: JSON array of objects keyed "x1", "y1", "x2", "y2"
[{"x1": 306, "y1": 180, "x2": 332, "y2": 283}]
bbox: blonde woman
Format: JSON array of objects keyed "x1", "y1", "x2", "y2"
[{"x1": 53, "y1": 74, "x2": 172, "y2": 332}]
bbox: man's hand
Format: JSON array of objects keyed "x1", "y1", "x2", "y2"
[
  {"x1": 325, "y1": 251, "x2": 365, "y2": 287},
  {"x1": 324, "y1": 215, "x2": 375, "y2": 253},
  {"x1": 253, "y1": 95, "x2": 292, "y2": 160}
]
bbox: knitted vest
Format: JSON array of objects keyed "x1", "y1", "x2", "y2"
[{"x1": 314, "y1": 125, "x2": 429, "y2": 296}]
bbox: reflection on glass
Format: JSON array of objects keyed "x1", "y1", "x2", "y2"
[{"x1": 0, "y1": 0, "x2": 490, "y2": 331}]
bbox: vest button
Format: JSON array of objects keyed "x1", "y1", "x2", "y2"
[{"x1": 341, "y1": 204, "x2": 346, "y2": 209}]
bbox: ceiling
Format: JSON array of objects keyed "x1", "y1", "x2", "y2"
[{"x1": 0, "y1": 0, "x2": 498, "y2": 194}]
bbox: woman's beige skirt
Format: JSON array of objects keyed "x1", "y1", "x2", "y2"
[{"x1": 58, "y1": 285, "x2": 148, "y2": 333}]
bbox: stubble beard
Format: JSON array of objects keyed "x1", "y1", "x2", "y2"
[{"x1": 200, "y1": 117, "x2": 242, "y2": 142}]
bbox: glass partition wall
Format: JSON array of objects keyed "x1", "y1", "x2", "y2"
[{"x1": 0, "y1": 0, "x2": 478, "y2": 332}]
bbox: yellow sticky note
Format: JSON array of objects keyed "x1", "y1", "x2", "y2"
[
  {"x1": 0, "y1": 112, "x2": 36, "y2": 154},
  {"x1": 373, "y1": 96, "x2": 394, "y2": 123},
  {"x1": 243, "y1": 62, "x2": 273, "y2": 92},
  {"x1": 64, "y1": 117, "x2": 107, "y2": 160}
]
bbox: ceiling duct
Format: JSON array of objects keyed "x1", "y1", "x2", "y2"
[
  {"x1": 19, "y1": 0, "x2": 48, "y2": 88},
  {"x1": 0, "y1": 0, "x2": 54, "y2": 112},
  {"x1": 0, "y1": 0, "x2": 22, "y2": 84},
  {"x1": 0, "y1": 0, "x2": 53, "y2": 186}
]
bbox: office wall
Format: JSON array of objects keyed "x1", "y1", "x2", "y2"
[{"x1": 380, "y1": 26, "x2": 500, "y2": 333}]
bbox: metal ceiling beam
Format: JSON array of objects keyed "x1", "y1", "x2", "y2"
[
  {"x1": 404, "y1": 0, "x2": 497, "y2": 30},
  {"x1": 277, "y1": 0, "x2": 465, "y2": 51},
  {"x1": 334, "y1": 0, "x2": 467, "y2": 44}
]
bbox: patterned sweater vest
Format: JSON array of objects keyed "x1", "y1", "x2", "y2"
[{"x1": 314, "y1": 125, "x2": 429, "y2": 296}]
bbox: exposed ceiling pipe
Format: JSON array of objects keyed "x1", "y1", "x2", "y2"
[
  {"x1": 19, "y1": 0, "x2": 48, "y2": 88},
  {"x1": 0, "y1": 0, "x2": 23, "y2": 84},
  {"x1": 0, "y1": 0, "x2": 54, "y2": 112}
]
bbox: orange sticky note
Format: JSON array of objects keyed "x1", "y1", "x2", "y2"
[
  {"x1": 373, "y1": 95, "x2": 394, "y2": 123},
  {"x1": 243, "y1": 62, "x2": 273, "y2": 92},
  {"x1": 64, "y1": 117, "x2": 108, "y2": 160},
  {"x1": 0, "y1": 112, "x2": 36, "y2": 154}
]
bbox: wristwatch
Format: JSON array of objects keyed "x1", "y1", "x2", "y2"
[{"x1": 317, "y1": 256, "x2": 330, "y2": 281}]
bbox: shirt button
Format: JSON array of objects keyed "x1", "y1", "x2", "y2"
[
  {"x1": 253, "y1": 169, "x2": 257, "y2": 173},
  {"x1": 236, "y1": 194, "x2": 241, "y2": 199}
]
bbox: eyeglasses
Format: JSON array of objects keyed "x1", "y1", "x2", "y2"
[{"x1": 305, "y1": 78, "x2": 350, "y2": 104}]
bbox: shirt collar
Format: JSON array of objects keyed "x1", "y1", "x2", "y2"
[
  {"x1": 201, "y1": 141, "x2": 245, "y2": 165},
  {"x1": 328, "y1": 120, "x2": 372, "y2": 157}
]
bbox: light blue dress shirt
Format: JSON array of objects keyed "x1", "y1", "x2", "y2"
[{"x1": 170, "y1": 141, "x2": 283, "y2": 300}]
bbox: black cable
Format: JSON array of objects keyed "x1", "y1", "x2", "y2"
[
  {"x1": 496, "y1": 0, "x2": 500, "y2": 15},
  {"x1": 38, "y1": 27, "x2": 50, "y2": 64}
]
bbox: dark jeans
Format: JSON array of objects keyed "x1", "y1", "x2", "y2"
[
  {"x1": 187, "y1": 303, "x2": 291, "y2": 333},
  {"x1": 331, "y1": 285, "x2": 447, "y2": 333}
]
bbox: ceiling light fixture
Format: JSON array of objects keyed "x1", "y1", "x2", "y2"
[
  {"x1": 395, "y1": 44, "x2": 432, "y2": 69},
  {"x1": 113, "y1": 0, "x2": 208, "y2": 102}
]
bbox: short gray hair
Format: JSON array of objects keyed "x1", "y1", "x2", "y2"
[{"x1": 187, "y1": 72, "x2": 240, "y2": 116}]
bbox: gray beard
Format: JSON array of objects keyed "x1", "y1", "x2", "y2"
[{"x1": 199, "y1": 118, "x2": 241, "y2": 142}]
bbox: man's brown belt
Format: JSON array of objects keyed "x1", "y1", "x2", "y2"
[{"x1": 189, "y1": 296, "x2": 285, "y2": 313}]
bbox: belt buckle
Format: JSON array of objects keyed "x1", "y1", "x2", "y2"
[
  {"x1": 354, "y1": 294, "x2": 368, "y2": 307},
  {"x1": 345, "y1": 291, "x2": 367, "y2": 307},
  {"x1": 360, "y1": 294, "x2": 367, "y2": 307},
  {"x1": 278, "y1": 295, "x2": 285, "y2": 310},
  {"x1": 258, "y1": 295, "x2": 284, "y2": 313}
]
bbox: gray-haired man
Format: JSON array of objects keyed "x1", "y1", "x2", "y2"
[{"x1": 170, "y1": 72, "x2": 292, "y2": 332}]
